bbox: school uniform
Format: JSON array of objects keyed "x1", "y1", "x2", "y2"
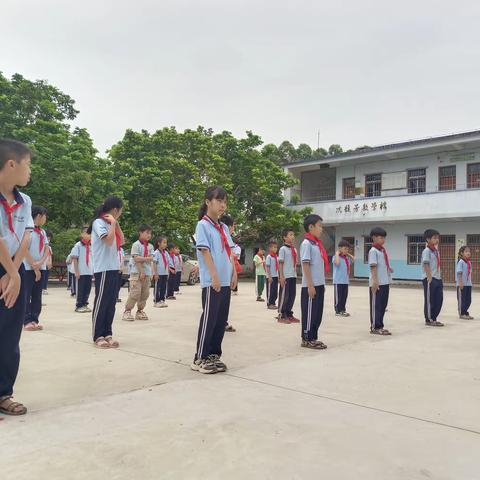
[
  {"x1": 116, "y1": 247, "x2": 125, "y2": 300},
  {"x1": 66, "y1": 254, "x2": 75, "y2": 294},
  {"x1": 153, "y1": 249, "x2": 169, "y2": 303},
  {"x1": 174, "y1": 254, "x2": 182, "y2": 293},
  {"x1": 368, "y1": 245, "x2": 392, "y2": 331},
  {"x1": 300, "y1": 237, "x2": 326, "y2": 341},
  {"x1": 167, "y1": 253, "x2": 177, "y2": 298},
  {"x1": 254, "y1": 254, "x2": 266, "y2": 299},
  {"x1": 91, "y1": 218, "x2": 121, "y2": 341},
  {"x1": 265, "y1": 253, "x2": 279, "y2": 307},
  {"x1": 231, "y1": 243, "x2": 241, "y2": 292},
  {"x1": 70, "y1": 240, "x2": 93, "y2": 309},
  {"x1": 333, "y1": 255, "x2": 351, "y2": 313},
  {"x1": 422, "y1": 246, "x2": 443, "y2": 323},
  {"x1": 125, "y1": 240, "x2": 154, "y2": 312},
  {"x1": 456, "y1": 258, "x2": 473, "y2": 317},
  {"x1": 277, "y1": 244, "x2": 297, "y2": 319},
  {"x1": 194, "y1": 216, "x2": 234, "y2": 361},
  {"x1": 23, "y1": 225, "x2": 49, "y2": 325},
  {"x1": 0, "y1": 188, "x2": 33, "y2": 400},
  {"x1": 41, "y1": 245, "x2": 52, "y2": 290}
]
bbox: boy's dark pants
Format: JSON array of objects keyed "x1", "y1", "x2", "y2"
[
  {"x1": 167, "y1": 272, "x2": 175, "y2": 297},
  {"x1": 0, "y1": 265, "x2": 25, "y2": 399},
  {"x1": 278, "y1": 277, "x2": 296, "y2": 318},
  {"x1": 195, "y1": 286, "x2": 231, "y2": 360},
  {"x1": 267, "y1": 277, "x2": 279, "y2": 306},
  {"x1": 24, "y1": 269, "x2": 44, "y2": 325},
  {"x1": 92, "y1": 270, "x2": 119, "y2": 341},
  {"x1": 301, "y1": 285, "x2": 325, "y2": 340},
  {"x1": 369, "y1": 285, "x2": 390, "y2": 330},
  {"x1": 76, "y1": 275, "x2": 93, "y2": 309},
  {"x1": 334, "y1": 283, "x2": 349, "y2": 313},
  {"x1": 174, "y1": 271, "x2": 181, "y2": 292},
  {"x1": 154, "y1": 275, "x2": 168, "y2": 302},
  {"x1": 423, "y1": 278, "x2": 443, "y2": 322}
]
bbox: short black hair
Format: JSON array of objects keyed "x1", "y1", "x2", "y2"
[
  {"x1": 257, "y1": 245, "x2": 265, "y2": 251},
  {"x1": 424, "y1": 229, "x2": 440, "y2": 241},
  {"x1": 282, "y1": 228, "x2": 294, "y2": 239},
  {"x1": 167, "y1": 242, "x2": 176, "y2": 250},
  {"x1": 338, "y1": 239, "x2": 351, "y2": 248},
  {"x1": 221, "y1": 214, "x2": 234, "y2": 227},
  {"x1": 303, "y1": 214, "x2": 323, "y2": 232},
  {"x1": 32, "y1": 205, "x2": 47, "y2": 219},
  {"x1": 0, "y1": 139, "x2": 32, "y2": 170},
  {"x1": 138, "y1": 224, "x2": 152, "y2": 233},
  {"x1": 45, "y1": 230, "x2": 53, "y2": 240},
  {"x1": 268, "y1": 240, "x2": 278, "y2": 247},
  {"x1": 370, "y1": 227, "x2": 387, "y2": 238}
]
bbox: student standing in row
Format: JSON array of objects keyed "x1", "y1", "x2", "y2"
[
  {"x1": 300, "y1": 214, "x2": 328, "y2": 349},
  {"x1": 123, "y1": 224, "x2": 154, "y2": 321},
  {"x1": 368, "y1": 227, "x2": 392, "y2": 335},
  {"x1": 192, "y1": 186, "x2": 237, "y2": 374},
  {"x1": 0, "y1": 139, "x2": 34, "y2": 416},
  {"x1": 42, "y1": 230, "x2": 52, "y2": 295},
  {"x1": 174, "y1": 246, "x2": 182, "y2": 295},
  {"x1": 422, "y1": 229, "x2": 444, "y2": 327},
  {"x1": 23, "y1": 205, "x2": 49, "y2": 331},
  {"x1": 277, "y1": 229, "x2": 299, "y2": 324},
  {"x1": 456, "y1": 245, "x2": 474, "y2": 320},
  {"x1": 166, "y1": 243, "x2": 177, "y2": 300},
  {"x1": 71, "y1": 227, "x2": 93, "y2": 313},
  {"x1": 153, "y1": 236, "x2": 169, "y2": 308},
  {"x1": 333, "y1": 240, "x2": 354, "y2": 316},
  {"x1": 88, "y1": 196, "x2": 124, "y2": 349},
  {"x1": 254, "y1": 246, "x2": 266, "y2": 302},
  {"x1": 66, "y1": 251, "x2": 75, "y2": 296},
  {"x1": 265, "y1": 241, "x2": 279, "y2": 310}
]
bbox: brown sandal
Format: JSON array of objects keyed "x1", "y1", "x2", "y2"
[
  {"x1": 94, "y1": 337, "x2": 110, "y2": 349},
  {"x1": 104, "y1": 336, "x2": 119, "y2": 348},
  {"x1": 0, "y1": 397, "x2": 27, "y2": 416}
]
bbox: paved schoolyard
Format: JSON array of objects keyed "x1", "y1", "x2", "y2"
[{"x1": 1, "y1": 281, "x2": 479, "y2": 480}]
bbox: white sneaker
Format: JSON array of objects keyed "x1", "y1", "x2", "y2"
[{"x1": 122, "y1": 311, "x2": 134, "y2": 321}]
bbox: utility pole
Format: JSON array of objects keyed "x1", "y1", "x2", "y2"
[{"x1": 317, "y1": 130, "x2": 320, "y2": 150}]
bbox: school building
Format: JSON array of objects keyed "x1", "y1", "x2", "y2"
[{"x1": 284, "y1": 130, "x2": 480, "y2": 284}]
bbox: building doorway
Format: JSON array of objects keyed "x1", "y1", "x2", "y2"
[{"x1": 439, "y1": 235, "x2": 456, "y2": 283}]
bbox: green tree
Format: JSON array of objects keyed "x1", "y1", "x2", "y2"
[
  {"x1": 296, "y1": 143, "x2": 313, "y2": 160},
  {"x1": 328, "y1": 144, "x2": 343, "y2": 156},
  {"x1": 0, "y1": 72, "x2": 112, "y2": 256}
]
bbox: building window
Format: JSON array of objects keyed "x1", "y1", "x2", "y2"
[
  {"x1": 365, "y1": 174, "x2": 381, "y2": 197},
  {"x1": 300, "y1": 168, "x2": 336, "y2": 202},
  {"x1": 467, "y1": 163, "x2": 480, "y2": 189},
  {"x1": 363, "y1": 236, "x2": 372, "y2": 263},
  {"x1": 342, "y1": 177, "x2": 355, "y2": 199},
  {"x1": 438, "y1": 165, "x2": 456, "y2": 191},
  {"x1": 407, "y1": 168, "x2": 426, "y2": 193},
  {"x1": 407, "y1": 235, "x2": 424, "y2": 264}
]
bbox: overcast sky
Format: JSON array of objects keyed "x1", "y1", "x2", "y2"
[{"x1": 2, "y1": 0, "x2": 480, "y2": 154}]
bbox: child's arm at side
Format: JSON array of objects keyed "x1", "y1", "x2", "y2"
[
  {"x1": 457, "y1": 271, "x2": 463, "y2": 289},
  {"x1": 200, "y1": 249, "x2": 220, "y2": 292},
  {"x1": 370, "y1": 265, "x2": 379, "y2": 292},
  {"x1": 0, "y1": 238, "x2": 21, "y2": 308},
  {"x1": 278, "y1": 261, "x2": 285, "y2": 287},
  {"x1": 302, "y1": 261, "x2": 316, "y2": 298},
  {"x1": 72, "y1": 257, "x2": 80, "y2": 278}
]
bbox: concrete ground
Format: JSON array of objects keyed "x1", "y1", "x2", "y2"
[{"x1": 1, "y1": 281, "x2": 479, "y2": 480}]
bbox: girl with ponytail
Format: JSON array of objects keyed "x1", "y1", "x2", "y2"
[
  {"x1": 192, "y1": 186, "x2": 237, "y2": 374},
  {"x1": 456, "y1": 245, "x2": 474, "y2": 319},
  {"x1": 89, "y1": 196, "x2": 124, "y2": 348}
]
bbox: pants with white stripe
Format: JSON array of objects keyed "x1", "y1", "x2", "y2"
[
  {"x1": 174, "y1": 271, "x2": 181, "y2": 292},
  {"x1": 154, "y1": 275, "x2": 168, "y2": 303},
  {"x1": 195, "y1": 286, "x2": 231, "y2": 360},
  {"x1": 24, "y1": 269, "x2": 44, "y2": 325},
  {"x1": 0, "y1": 265, "x2": 25, "y2": 399},
  {"x1": 92, "y1": 270, "x2": 119, "y2": 341},
  {"x1": 301, "y1": 285, "x2": 325, "y2": 341},
  {"x1": 422, "y1": 278, "x2": 443, "y2": 322},
  {"x1": 334, "y1": 283, "x2": 349, "y2": 313},
  {"x1": 457, "y1": 286, "x2": 472, "y2": 316},
  {"x1": 278, "y1": 277, "x2": 297, "y2": 318},
  {"x1": 266, "y1": 277, "x2": 279, "y2": 306},
  {"x1": 76, "y1": 275, "x2": 93, "y2": 309},
  {"x1": 369, "y1": 285, "x2": 389, "y2": 330}
]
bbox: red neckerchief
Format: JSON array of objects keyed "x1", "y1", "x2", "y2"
[
  {"x1": 269, "y1": 252, "x2": 279, "y2": 272},
  {"x1": 283, "y1": 243, "x2": 297, "y2": 267},
  {"x1": 340, "y1": 254, "x2": 350, "y2": 275},
  {"x1": 463, "y1": 258, "x2": 471, "y2": 278},
  {"x1": 81, "y1": 239, "x2": 91, "y2": 266},
  {"x1": 101, "y1": 215, "x2": 121, "y2": 251},
  {"x1": 169, "y1": 252, "x2": 176, "y2": 270},
  {"x1": 427, "y1": 243, "x2": 440, "y2": 269},
  {"x1": 373, "y1": 243, "x2": 391, "y2": 271},
  {"x1": 0, "y1": 188, "x2": 24, "y2": 234},
  {"x1": 34, "y1": 226, "x2": 44, "y2": 254},
  {"x1": 202, "y1": 215, "x2": 232, "y2": 259},
  {"x1": 160, "y1": 249, "x2": 168, "y2": 270},
  {"x1": 140, "y1": 240, "x2": 148, "y2": 256},
  {"x1": 305, "y1": 233, "x2": 330, "y2": 273}
]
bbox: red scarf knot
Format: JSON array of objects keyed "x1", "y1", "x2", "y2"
[
  {"x1": 373, "y1": 243, "x2": 392, "y2": 272},
  {"x1": 101, "y1": 215, "x2": 121, "y2": 251},
  {"x1": 202, "y1": 216, "x2": 232, "y2": 259},
  {"x1": 81, "y1": 239, "x2": 91, "y2": 266},
  {"x1": 34, "y1": 226, "x2": 44, "y2": 254},
  {"x1": 305, "y1": 234, "x2": 330, "y2": 273}
]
